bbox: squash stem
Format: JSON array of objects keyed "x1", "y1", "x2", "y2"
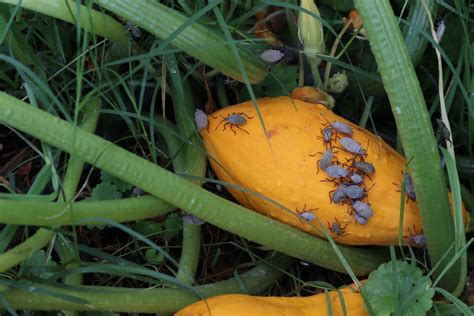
[{"x1": 0, "y1": 255, "x2": 294, "y2": 313}]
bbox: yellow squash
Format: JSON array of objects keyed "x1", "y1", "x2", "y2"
[
  {"x1": 200, "y1": 96, "x2": 467, "y2": 245},
  {"x1": 175, "y1": 286, "x2": 367, "y2": 316}
]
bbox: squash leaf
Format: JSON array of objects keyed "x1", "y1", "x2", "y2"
[{"x1": 362, "y1": 260, "x2": 434, "y2": 316}]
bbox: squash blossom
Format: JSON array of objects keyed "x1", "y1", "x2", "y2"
[{"x1": 298, "y1": 0, "x2": 325, "y2": 65}]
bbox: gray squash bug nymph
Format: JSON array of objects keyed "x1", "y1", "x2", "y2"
[
  {"x1": 330, "y1": 184, "x2": 347, "y2": 204},
  {"x1": 214, "y1": 112, "x2": 253, "y2": 136},
  {"x1": 344, "y1": 183, "x2": 374, "y2": 200},
  {"x1": 339, "y1": 137, "x2": 367, "y2": 158},
  {"x1": 260, "y1": 49, "x2": 285, "y2": 63},
  {"x1": 195, "y1": 109, "x2": 208, "y2": 130},
  {"x1": 408, "y1": 225, "x2": 425, "y2": 246},
  {"x1": 403, "y1": 172, "x2": 416, "y2": 201},
  {"x1": 328, "y1": 218, "x2": 348, "y2": 237},
  {"x1": 125, "y1": 21, "x2": 141, "y2": 38},
  {"x1": 343, "y1": 185, "x2": 365, "y2": 200},
  {"x1": 352, "y1": 200, "x2": 373, "y2": 224},
  {"x1": 353, "y1": 161, "x2": 375, "y2": 175},
  {"x1": 316, "y1": 149, "x2": 334, "y2": 174},
  {"x1": 320, "y1": 113, "x2": 353, "y2": 136},
  {"x1": 324, "y1": 165, "x2": 349, "y2": 178},
  {"x1": 296, "y1": 204, "x2": 318, "y2": 222},
  {"x1": 350, "y1": 173, "x2": 364, "y2": 184},
  {"x1": 316, "y1": 127, "x2": 333, "y2": 148}
]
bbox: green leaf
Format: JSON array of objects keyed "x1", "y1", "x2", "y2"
[
  {"x1": 144, "y1": 248, "x2": 165, "y2": 264},
  {"x1": 90, "y1": 182, "x2": 122, "y2": 201},
  {"x1": 363, "y1": 260, "x2": 434, "y2": 316},
  {"x1": 100, "y1": 171, "x2": 133, "y2": 193},
  {"x1": 132, "y1": 220, "x2": 162, "y2": 237},
  {"x1": 163, "y1": 213, "x2": 182, "y2": 240}
]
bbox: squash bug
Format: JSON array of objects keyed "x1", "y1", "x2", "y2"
[
  {"x1": 330, "y1": 184, "x2": 347, "y2": 204},
  {"x1": 353, "y1": 160, "x2": 375, "y2": 175},
  {"x1": 320, "y1": 113, "x2": 353, "y2": 136},
  {"x1": 408, "y1": 225, "x2": 425, "y2": 246},
  {"x1": 352, "y1": 201, "x2": 373, "y2": 224},
  {"x1": 404, "y1": 172, "x2": 416, "y2": 201},
  {"x1": 316, "y1": 127, "x2": 333, "y2": 148},
  {"x1": 436, "y1": 118, "x2": 453, "y2": 146},
  {"x1": 328, "y1": 218, "x2": 348, "y2": 237},
  {"x1": 195, "y1": 109, "x2": 208, "y2": 130},
  {"x1": 324, "y1": 165, "x2": 349, "y2": 179},
  {"x1": 296, "y1": 204, "x2": 318, "y2": 222},
  {"x1": 350, "y1": 173, "x2": 363, "y2": 184},
  {"x1": 339, "y1": 137, "x2": 367, "y2": 158},
  {"x1": 343, "y1": 183, "x2": 374, "y2": 200},
  {"x1": 260, "y1": 49, "x2": 285, "y2": 63},
  {"x1": 315, "y1": 148, "x2": 335, "y2": 174},
  {"x1": 125, "y1": 21, "x2": 141, "y2": 38},
  {"x1": 214, "y1": 112, "x2": 253, "y2": 136}
]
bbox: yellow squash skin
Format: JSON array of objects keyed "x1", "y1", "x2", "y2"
[
  {"x1": 175, "y1": 287, "x2": 367, "y2": 316},
  {"x1": 201, "y1": 97, "x2": 466, "y2": 246}
]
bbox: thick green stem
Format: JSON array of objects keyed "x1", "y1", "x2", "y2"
[
  {"x1": 0, "y1": 92, "x2": 389, "y2": 275},
  {"x1": 0, "y1": 195, "x2": 175, "y2": 226},
  {"x1": 176, "y1": 223, "x2": 201, "y2": 285},
  {"x1": 165, "y1": 61, "x2": 207, "y2": 285},
  {"x1": 0, "y1": 255, "x2": 294, "y2": 313},
  {"x1": 355, "y1": 0, "x2": 460, "y2": 290}
]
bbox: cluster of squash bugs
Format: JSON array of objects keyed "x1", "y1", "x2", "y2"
[
  {"x1": 313, "y1": 114, "x2": 378, "y2": 228},
  {"x1": 213, "y1": 112, "x2": 253, "y2": 136}
]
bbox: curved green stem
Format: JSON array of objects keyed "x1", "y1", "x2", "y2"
[
  {"x1": 161, "y1": 64, "x2": 206, "y2": 286},
  {"x1": 0, "y1": 195, "x2": 175, "y2": 226},
  {"x1": 355, "y1": 0, "x2": 460, "y2": 290},
  {"x1": 0, "y1": 255, "x2": 294, "y2": 313},
  {"x1": 176, "y1": 223, "x2": 201, "y2": 285},
  {"x1": 0, "y1": 92, "x2": 389, "y2": 275}
]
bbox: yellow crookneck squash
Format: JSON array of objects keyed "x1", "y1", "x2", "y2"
[
  {"x1": 200, "y1": 94, "x2": 467, "y2": 246},
  {"x1": 175, "y1": 286, "x2": 367, "y2": 316}
]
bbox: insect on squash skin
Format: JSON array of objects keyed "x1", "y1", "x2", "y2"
[
  {"x1": 352, "y1": 201, "x2": 373, "y2": 225},
  {"x1": 321, "y1": 113, "x2": 353, "y2": 136},
  {"x1": 201, "y1": 96, "x2": 468, "y2": 246},
  {"x1": 214, "y1": 112, "x2": 253, "y2": 136},
  {"x1": 324, "y1": 165, "x2": 349, "y2": 178},
  {"x1": 353, "y1": 161, "x2": 375, "y2": 175},
  {"x1": 316, "y1": 148, "x2": 334, "y2": 173},
  {"x1": 316, "y1": 127, "x2": 333, "y2": 148},
  {"x1": 339, "y1": 137, "x2": 367, "y2": 158},
  {"x1": 350, "y1": 173, "x2": 364, "y2": 184},
  {"x1": 404, "y1": 172, "x2": 416, "y2": 201},
  {"x1": 330, "y1": 184, "x2": 347, "y2": 204},
  {"x1": 296, "y1": 205, "x2": 318, "y2": 222},
  {"x1": 328, "y1": 218, "x2": 348, "y2": 237}
]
